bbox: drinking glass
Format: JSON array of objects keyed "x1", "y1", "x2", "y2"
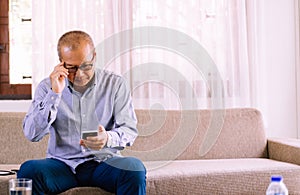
[{"x1": 9, "y1": 178, "x2": 32, "y2": 195}]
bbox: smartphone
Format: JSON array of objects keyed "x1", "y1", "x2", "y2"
[{"x1": 81, "y1": 130, "x2": 98, "y2": 139}]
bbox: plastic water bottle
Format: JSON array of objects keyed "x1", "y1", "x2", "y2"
[{"x1": 266, "y1": 175, "x2": 288, "y2": 195}]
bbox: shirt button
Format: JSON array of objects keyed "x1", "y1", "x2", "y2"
[{"x1": 51, "y1": 96, "x2": 55, "y2": 100}]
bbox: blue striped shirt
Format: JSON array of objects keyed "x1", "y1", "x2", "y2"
[{"x1": 23, "y1": 69, "x2": 138, "y2": 172}]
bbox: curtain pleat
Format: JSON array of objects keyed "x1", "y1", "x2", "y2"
[{"x1": 32, "y1": 0, "x2": 256, "y2": 110}]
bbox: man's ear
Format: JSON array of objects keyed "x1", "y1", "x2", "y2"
[{"x1": 93, "y1": 51, "x2": 96, "y2": 61}]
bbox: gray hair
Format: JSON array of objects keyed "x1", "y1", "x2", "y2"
[{"x1": 57, "y1": 30, "x2": 95, "y2": 59}]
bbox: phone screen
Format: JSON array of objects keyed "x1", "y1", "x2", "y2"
[{"x1": 81, "y1": 131, "x2": 98, "y2": 139}]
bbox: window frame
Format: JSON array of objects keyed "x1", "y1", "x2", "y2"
[{"x1": 0, "y1": 0, "x2": 31, "y2": 100}]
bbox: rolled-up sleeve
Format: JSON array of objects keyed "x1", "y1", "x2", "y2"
[{"x1": 23, "y1": 79, "x2": 61, "y2": 142}]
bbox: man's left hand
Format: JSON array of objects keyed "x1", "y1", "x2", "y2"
[{"x1": 80, "y1": 125, "x2": 108, "y2": 150}]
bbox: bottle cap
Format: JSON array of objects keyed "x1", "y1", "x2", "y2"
[{"x1": 271, "y1": 175, "x2": 283, "y2": 182}]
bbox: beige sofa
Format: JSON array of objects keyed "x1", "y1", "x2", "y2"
[{"x1": 1, "y1": 108, "x2": 300, "y2": 194}]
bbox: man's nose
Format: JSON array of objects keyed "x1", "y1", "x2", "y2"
[{"x1": 73, "y1": 69, "x2": 85, "y2": 83}]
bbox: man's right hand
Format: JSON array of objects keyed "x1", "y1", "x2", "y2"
[{"x1": 50, "y1": 62, "x2": 69, "y2": 93}]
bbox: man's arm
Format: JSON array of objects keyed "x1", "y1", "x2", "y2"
[
  {"x1": 23, "y1": 79, "x2": 61, "y2": 142},
  {"x1": 108, "y1": 77, "x2": 138, "y2": 149},
  {"x1": 23, "y1": 63, "x2": 67, "y2": 142},
  {"x1": 79, "y1": 75, "x2": 137, "y2": 151}
]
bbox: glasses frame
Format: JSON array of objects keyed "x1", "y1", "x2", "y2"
[{"x1": 63, "y1": 53, "x2": 95, "y2": 73}]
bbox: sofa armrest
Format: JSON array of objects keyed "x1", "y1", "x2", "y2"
[{"x1": 268, "y1": 138, "x2": 300, "y2": 165}]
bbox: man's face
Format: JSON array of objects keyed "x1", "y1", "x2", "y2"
[{"x1": 60, "y1": 43, "x2": 95, "y2": 86}]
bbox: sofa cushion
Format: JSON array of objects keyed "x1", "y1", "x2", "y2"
[
  {"x1": 3, "y1": 159, "x2": 300, "y2": 195},
  {"x1": 123, "y1": 108, "x2": 268, "y2": 161},
  {"x1": 0, "y1": 112, "x2": 48, "y2": 164},
  {"x1": 0, "y1": 109, "x2": 268, "y2": 163},
  {"x1": 145, "y1": 158, "x2": 300, "y2": 194},
  {"x1": 60, "y1": 187, "x2": 113, "y2": 195}
]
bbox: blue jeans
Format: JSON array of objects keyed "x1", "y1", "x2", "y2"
[{"x1": 17, "y1": 156, "x2": 146, "y2": 195}]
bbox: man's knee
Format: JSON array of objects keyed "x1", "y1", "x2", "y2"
[
  {"x1": 105, "y1": 156, "x2": 146, "y2": 172},
  {"x1": 17, "y1": 159, "x2": 77, "y2": 194},
  {"x1": 112, "y1": 157, "x2": 146, "y2": 185},
  {"x1": 18, "y1": 159, "x2": 43, "y2": 178},
  {"x1": 119, "y1": 157, "x2": 146, "y2": 194}
]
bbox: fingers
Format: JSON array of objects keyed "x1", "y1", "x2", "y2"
[
  {"x1": 51, "y1": 62, "x2": 69, "y2": 79},
  {"x1": 79, "y1": 139, "x2": 86, "y2": 147},
  {"x1": 50, "y1": 62, "x2": 69, "y2": 93},
  {"x1": 82, "y1": 137, "x2": 105, "y2": 150},
  {"x1": 98, "y1": 125, "x2": 105, "y2": 133},
  {"x1": 81, "y1": 125, "x2": 108, "y2": 150}
]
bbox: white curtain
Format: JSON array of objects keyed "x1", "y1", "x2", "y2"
[
  {"x1": 31, "y1": 0, "x2": 131, "y2": 89},
  {"x1": 295, "y1": 0, "x2": 300, "y2": 138},
  {"x1": 127, "y1": 0, "x2": 256, "y2": 109},
  {"x1": 32, "y1": 0, "x2": 258, "y2": 110}
]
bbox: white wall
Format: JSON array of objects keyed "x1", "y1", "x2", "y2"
[
  {"x1": 257, "y1": 0, "x2": 298, "y2": 138},
  {"x1": 0, "y1": 100, "x2": 31, "y2": 112}
]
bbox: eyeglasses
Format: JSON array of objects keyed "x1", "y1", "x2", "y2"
[{"x1": 63, "y1": 55, "x2": 95, "y2": 73}]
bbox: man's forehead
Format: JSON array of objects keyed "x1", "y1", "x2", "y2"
[{"x1": 61, "y1": 46, "x2": 94, "y2": 59}]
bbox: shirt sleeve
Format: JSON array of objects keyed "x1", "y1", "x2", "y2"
[
  {"x1": 107, "y1": 77, "x2": 138, "y2": 149},
  {"x1": 23, "y1": 79, "x2": 61, "y2": 142}
]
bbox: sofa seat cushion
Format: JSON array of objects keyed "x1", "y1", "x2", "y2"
[
  {"x1": 2, "y1": 158, "x2": 300, "y2": 195},
  {"x1": 60, "y1": 187, "x2": 113, "y2": 195},
  {"x1": 144, "y1": 158, "x2": 300, "y2": 195}
]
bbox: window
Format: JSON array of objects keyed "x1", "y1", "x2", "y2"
[
  {"x1": 0, "y1": 0, "x2": 31, "y2": 99},
  {"x1": 9, "y1": 0, "x2": 32, "y2": 84}
]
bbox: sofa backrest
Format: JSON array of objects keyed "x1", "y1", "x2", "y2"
[
  {"x1": 122, "y1": 108, "x2": 268, "y2": 161},
  {"x1": 0, "y1": 108, "x2": 268, "y2": 164},
  {"x1": 0, "y1": 112, "x2": 48, "y2": 164}
]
